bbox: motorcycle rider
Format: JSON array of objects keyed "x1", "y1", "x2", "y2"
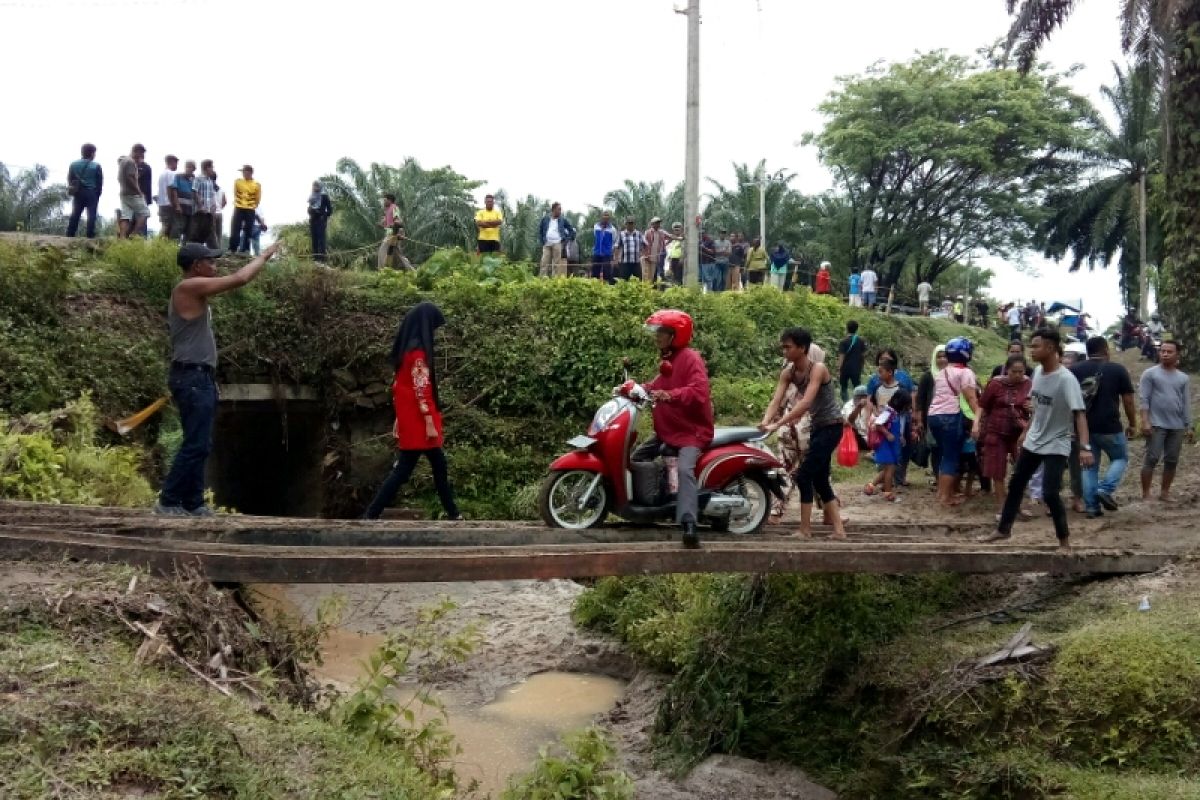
[
  {"x1": 634, "y1": 309, "x2": 714, "y2": 549},
  {"x1": 1145, "y1": 313, "x2": 1166, "y2": 361}
]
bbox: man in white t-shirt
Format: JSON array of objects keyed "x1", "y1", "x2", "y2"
[
  {"x1": 860, "y1": 268, "x2": 878, "y2": 309},
  {"x1": 917, "y1": 281, "x2": 932, "y2": 315},
  {"x1": 1006, "y1": 304, "x2": 1022, "y2": 339},
  {"x1": 156, "y1": 154, "x2": 178, "y2": 239}
]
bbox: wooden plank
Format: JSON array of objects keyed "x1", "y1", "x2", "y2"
[{"x1": 0, "y1": 526, "x2": 1173, "y2": 583}]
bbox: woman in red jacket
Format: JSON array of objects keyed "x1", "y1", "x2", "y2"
[{"x1": 363, "y1": 302, "x2": 463, "y2": 520}]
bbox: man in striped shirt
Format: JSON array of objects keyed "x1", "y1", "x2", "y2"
[
  {"x1": 188, "y1": 160, "x2": 219, "y2": 247},
  {"x1": 616, "y1": 217, "x2": 642, "y2": 281}
]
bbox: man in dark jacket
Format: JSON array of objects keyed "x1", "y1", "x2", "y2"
[
  {"x1": 307, "y1": 181, "x2": 333, "y2": 262},
  {"x1": 538, "y1": 202, "x2": 577, "y2": 277}
]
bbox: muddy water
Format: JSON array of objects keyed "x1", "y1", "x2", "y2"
[{"x1": 249, "y1": 584, "x2": 626, "y2": 797}]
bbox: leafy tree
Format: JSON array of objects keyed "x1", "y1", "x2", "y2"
[
  {"x1": 496, "y1": 192, "x2": 549, "y2": 263},
  {"x1": 319, "y1": 158, "x2": 481, "y2": 265},
  {"x1": 806, "y1": 52, "x2": 1097, "y2": 288},
  {"x1": 1035, "y1": 63, "x2": 1162, "y2": 317},
  {"x1": 0, "y1": 164, "x2": 68, "y2": 234}
]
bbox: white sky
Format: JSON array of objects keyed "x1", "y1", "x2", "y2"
[{"x1": 2, "y1": 0, "x2": 1133, "y2": 326}]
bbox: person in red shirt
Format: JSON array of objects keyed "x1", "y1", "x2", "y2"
[
  {"x1": 815, "y1": 261, "x2": 832, "y2": 294},
  {"x1": 634, "y1": 309, "x2": 714, "y2": 548},
  {"x1": 363, "y1": 302, "x2": 463, "y2": 520}
]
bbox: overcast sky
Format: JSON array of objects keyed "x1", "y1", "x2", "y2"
[{"x1": 3, "y1": 0, "x2": 1133, "y2": 326}]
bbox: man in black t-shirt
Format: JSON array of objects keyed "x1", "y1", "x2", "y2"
[
  {"x1": 837, "y1": 320, "x2": 867, "y2": 402},
  {"x1": 1069, "y1": 336, "x2": 1137, "y2": 517}
]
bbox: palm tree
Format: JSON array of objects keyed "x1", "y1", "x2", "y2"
[
  {"x1": 1035, "y1": 63, "x2": 1161, "y2": 317},
  {"x1": 0, "y1": 164, "x2": 68, "y2": 233},
  {"x1": 319, "y1": 158, "x2": 482, "y2": 265},
  {"x1": 603, "y1": 180, "x2": 684, "y2": 228},
  {"x1": 704, "y1": 161, "x2": 811, "y2": 248}
]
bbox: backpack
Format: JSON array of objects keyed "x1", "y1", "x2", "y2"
[{"x1": 1079, "y1": 366, "x2": 1104, "y2": 412}]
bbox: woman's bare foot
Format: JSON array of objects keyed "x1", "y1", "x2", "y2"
[{"x1": 795, "y1": 527, "x2": 813, "y2": 538}]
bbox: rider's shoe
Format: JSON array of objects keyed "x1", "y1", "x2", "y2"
[{"x1": 681, "y1": 517, "x2": 700, "y2": 549}]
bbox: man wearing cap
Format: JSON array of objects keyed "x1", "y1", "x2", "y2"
[
  {"x1": 117, "y1": 144, "x2": 150, "y2": 238},
  {"x1": 591, "y1": 210, "x2": 618, "y2": 283},
  {"x1": 641, "y1": 217, "x2": 670, "y2": 283},
  {"x1": 230, "y1": 165, "x2": 261, "y2": 253},
  {"x1": 155, "y1": 240, "x2": 282, "y2": 516},
  {"x1": 156, "y1": 155, "x2": 179, "y2": 239},
  {"x1": 616, "y1": 216, "x2": 642, "y2": 280}
]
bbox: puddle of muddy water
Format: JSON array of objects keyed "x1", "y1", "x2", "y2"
[{"x1": 248, "y1": 585, "x2": 626, "y2": 797}]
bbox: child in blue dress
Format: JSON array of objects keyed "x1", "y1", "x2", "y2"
[{"x1": 865, "y1": 388, "x2": 912, "y2": 502}]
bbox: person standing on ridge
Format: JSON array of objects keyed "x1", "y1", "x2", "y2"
[
  {"x1": 917, "y1": 279, "x2": 932, "y2": 315},
  {"x1": 616, "y1": 216, "x2": 642, "y2": 281},
  {"x1": 475, "y1": 193, "x2": 503, "y2": 255},
  {"x1": 815, "y1": 261, "x2": 832, "y2": 295},
  {"x1": 859, "y1": 266, "x2": 878, "y2": 309},
  {"x1": 66, "y1": 143, "x2": 103, "y2": 239},
  {"x1": 117, "y1": 144, "x2": 150, "y2": 238},
  {"x1": 230, "y1": 165, "x2": 261, "y2": 253},
  {"x1": 156, "y1": 154, "x2": 178, "y2": 239},
  {"x1": 307, "y1": 180, "x2": 333, "y2": 262},
  {"x1": 155, "y1": 241, "x2": 282, "y2": 516},
  {"x1": 538, "y1": 202, "x2": 575, "y2": 277},
  {"x1": 363, "y1": 302, "x2": 464, "y2": 521}
]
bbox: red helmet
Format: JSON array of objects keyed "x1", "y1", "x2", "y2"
[{"x1": 645, "y1": 309, "x2": 694, "y2": 349}]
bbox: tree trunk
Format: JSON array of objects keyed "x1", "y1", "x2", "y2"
[
  {"x1": 1162, "y1": 0, "x2": 1200, "y2": 367},
  {"x1": 1139, "y1": 171, "x2": 1149, "y2": 321}
]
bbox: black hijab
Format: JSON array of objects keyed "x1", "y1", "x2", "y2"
[{"x1": 389, "y1": 302, "x2": 446, "y2": 405}]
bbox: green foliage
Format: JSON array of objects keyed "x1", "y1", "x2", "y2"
[
  {"x1": 501, "y1": 727, "x2": 635, "y2": 800},
  {"x1": 573, "y1": 573, "x2": 965, "y2": 770},
  {"x1": 0, "y1": 163, "x2": 68, "y2": 233},
  {"x1": 807, "y1": 51, "x2": 1098, "y2": 286},
  {"x1": 0, "y1": 395, "x2": 155, "y2": 506},
  {"x1": 334, "y1": 598, "x2": 480, "y2": 790}
]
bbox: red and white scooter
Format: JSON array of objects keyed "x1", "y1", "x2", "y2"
[{"x1": 538, "y1": 380, "x2": 785, "y2": 533}]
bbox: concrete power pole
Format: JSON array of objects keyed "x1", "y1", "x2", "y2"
[{"x1": 682, "y1": 0, "x2": 701, "y2": 288}]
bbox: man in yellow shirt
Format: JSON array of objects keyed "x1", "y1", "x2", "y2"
[
  {"x1": 744, "y1": 236, "x2": 769, "y2": 286},
  {"x1": 474, "y1": 194, "x2": 503, "y2": 254},
  {"x1": 230, "y1": 164, "x2": 261, "y2": 253}
]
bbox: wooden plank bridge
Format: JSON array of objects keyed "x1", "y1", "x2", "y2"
[{"x1": 0, "y1": 501, "x2": 1179, "y2": 583}]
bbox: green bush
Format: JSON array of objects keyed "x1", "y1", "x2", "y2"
[
  {"x1": 0, "y1": 395, "x2": 155, "y2": 507},
  {"x1": 501, "y1": 727, "x2": 634, "y2": 800}
]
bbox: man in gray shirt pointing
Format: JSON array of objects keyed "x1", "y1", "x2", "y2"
[{"x1": 1139, "y1": 339, "x2": 1193, "y2": 502}]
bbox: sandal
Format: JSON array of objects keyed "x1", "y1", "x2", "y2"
[{"x1": 885, "y1": 493, "x2": 900, "y2": 503}]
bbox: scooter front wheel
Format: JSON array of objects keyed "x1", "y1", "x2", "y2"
[{"x1": 539, "y1": 470, "x2": 609, "y2": 529}]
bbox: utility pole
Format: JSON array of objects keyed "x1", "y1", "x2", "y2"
[
  {"x1": 679, "y1": 0, "x2": 701, "y2": 288},
  {"x1": 758, "y1": 166, "x2": 767, "y2": 246}
]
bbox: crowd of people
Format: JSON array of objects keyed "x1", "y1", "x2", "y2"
[
  {"x1": 759, "y1": 318, "x2": 1193, "y2": 549},
  {"x1": 66, "y1": 142, "x2": 274, "y2": 255}
]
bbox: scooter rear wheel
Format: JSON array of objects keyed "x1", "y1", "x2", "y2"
[
  {"x1": 539, "y1": 470, "x2": 609, "y2": 529},
  {"x1": 709, "y1": 474, "x2": 771, "y2": 534}
]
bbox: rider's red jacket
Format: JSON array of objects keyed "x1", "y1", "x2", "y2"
[{"x1": 645, "y1": 347, "x2": 714, "y2": 450}]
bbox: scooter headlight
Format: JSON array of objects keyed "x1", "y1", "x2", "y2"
[{"x1": 588, "y1": 399, "x2": 623, "y2": 435}]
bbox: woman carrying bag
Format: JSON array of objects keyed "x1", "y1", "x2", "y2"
[
  {"x1": 925, "y1": 337, "x2": 981, "y2": 507},
  {"x1": 363, "y1": 302, "x2": 464, "y2": 520}
]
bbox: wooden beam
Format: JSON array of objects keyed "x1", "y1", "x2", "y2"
[{"x1": 0, "y1": 526, "x2": 1173, "y2": 583}]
